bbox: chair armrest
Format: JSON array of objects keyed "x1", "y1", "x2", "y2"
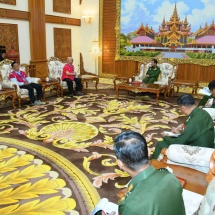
[
  {"x1": 160, "y1": 148, "x2": 168, "y2": 162},
  {"x1": 206, "y1": 151, "x2": 215, "y2": 183},
  {"x1": 2, "y1": 81, "x2": 16, "y2": 89},
  {"x1": 49, "y1": 75, "x2": 61, "y2": 82},
  {"x1": 165, "y1": 145, "x2": 214, "y2": 173},
  {"x1": 30, "y1": 77, "x2": 41, "y2": 84}
]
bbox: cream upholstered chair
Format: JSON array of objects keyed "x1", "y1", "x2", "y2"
[
  {"x1": 154, "y1": 63, "x2": 177, "y2": 85},
  {"x1": 160, "y1": 144, "x2": 215, "y2": 215},
  {"x1": 154, "y1": 62, "x2": 178, "y2": 96},
  {"x1": 133, "y1": 62, "x2": 145, "y2": 82},
  {"x1": 0, "y1": 59, "x2": 40, "y2": 107},
  {"x1": 195, "y1": 177, "x2": 215, "y2": 215},
  {"x1": 47, "y1": 56, "x2": 76, "y2": 96},
  {"x1": 160, "y1": 144, "x2": 215, "y2": 173}
]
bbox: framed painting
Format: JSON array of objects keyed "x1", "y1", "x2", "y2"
[{"x1": 115, "y1": 0, "x2": 215, "y2": 65}]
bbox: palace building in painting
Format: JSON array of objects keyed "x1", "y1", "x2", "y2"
[
  {"x1": 128, "y1": 3, "x2": 215, "y2": 53},
  {"x1": 186, "y1": 21, "x2": 215, "y2": 49},
  {"x1": 157, "y1": 4, "x2": 191, "y2": 48}
]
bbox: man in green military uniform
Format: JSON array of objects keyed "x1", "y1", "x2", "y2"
[
  {"x1": 142, "y1": 58, "x2": 161, "y2": 83},
  {"x1": 113, "y1": 131, "x2": 185, "y2": 215},
  {"x1": 198, "y1": 80, "x2": 215, "y2": 108},
  {"x1": 151, "y1": 94, "x2": 214, "y2": 159}
]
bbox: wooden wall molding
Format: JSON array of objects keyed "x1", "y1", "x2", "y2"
[
  {"x1": 0, "y1": 8, "x2": 29, "y2": 20},
  {"x1": 0, "y1": 23, "x2": 19, "y2": 59},
  {"x1": 45, "y1": 15, "x2": 80, "y2": 26},
  {"x1": 53, "y1": 0, "x2": 71, "y2": 14},
  {"x1": 0, "y1": 0, "x2": 16, "y2": 5},
  {"x1": 28, "y1": 0, "x2": 47, "y2": 78},
  {"x1": 54, "y1": 28, "x2": 71, "y2": 62},
  {"x1": 0, "y1": 8, "x2": 81, "y2": 26}
]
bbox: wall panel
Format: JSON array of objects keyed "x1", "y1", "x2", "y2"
[
  {"x1": 0, "y1": 23, "x2": 19, "y2": 57},
  {"x1": 54, "y1": 27, "x2": 71, "y2": 62}
]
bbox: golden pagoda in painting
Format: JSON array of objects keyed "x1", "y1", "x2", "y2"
[{"x1": 158, "y1": 3, "x2": 191, "y2": 48}]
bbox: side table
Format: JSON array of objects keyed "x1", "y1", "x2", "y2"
[
  {"x1": 171, "y1": 80, "x2": 199, "y2": 96},
  {"x1": 41, "y1": 81, "x2": 62, "y2": 101},
  {"x1": 0, "y1": 88, "x2": 17, "y2": 109}
]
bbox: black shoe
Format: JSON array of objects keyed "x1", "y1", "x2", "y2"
[
  {"x1": 69, "y1": 93, "x2": 73, "y2": 97},
  {"x1": 76, "y1": 91, "x2": 84, "y2": 96}
]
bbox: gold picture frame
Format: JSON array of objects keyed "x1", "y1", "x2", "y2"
[{"x1": 114, "y1": 0, "x2": 215, "y2": 66}]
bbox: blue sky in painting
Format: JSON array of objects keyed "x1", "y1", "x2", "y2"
[{"x1": 121, "y1": 0, "x2": 215, "y2": 34}]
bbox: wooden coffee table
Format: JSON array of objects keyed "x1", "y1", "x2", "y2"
[
  {"x1": 113, "y1": 76, "x2": 132, "y2": 89},
  {"x1": 41, "y1": 81, "x2": 62, "y2": 101},
  {"x1": 116, "y1": 83, "x2": 167, "y2": 104},
  {"x1": 0, "y1": 88, "x2": 17, "y2": 109},
  {"x1": 171, "y1": 80, "x2": 199, "y2": 96}
]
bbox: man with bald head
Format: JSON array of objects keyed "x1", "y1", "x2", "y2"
[{"x1": 62, "y1": 57, "x2": 83, "y2": 97}]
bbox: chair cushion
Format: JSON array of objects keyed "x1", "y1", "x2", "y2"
[
  {"x1": 182, "y1": 189, "x2": 204, "y2": 215},
  {"x1": 166, "y1": 144, "x2": 214, "y2": 173},
  {"x1": 134, "y1": 63, "x2": 145, "y2": 81},
  {"x1": 196, "y1": 177, "x2": 215, "y2": 214}
]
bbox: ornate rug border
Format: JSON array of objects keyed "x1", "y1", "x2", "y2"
[{"x1": 0, "y1": 137, "x2": 100, "y2": 213}]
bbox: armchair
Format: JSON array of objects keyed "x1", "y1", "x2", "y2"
[
  {"x1": 79, "y1": 53, "x2": 99, "y2": 90},
  {"x1": 154, "y1": 62, "x2": 178, "y2": 96},
  {"x1": 47, "y1": 56, "x2": 76, "y2": 97},
  {"x1": 157, "y1": 144, "x2": 215, "y2": 215},
  {"x1": 0, "y1": 59, "x2": 40, "y2": 107},
  {"x1": 160, "y1": 144, "x2": 215, "y2": 174}
]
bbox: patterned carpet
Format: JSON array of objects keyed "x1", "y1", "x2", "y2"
[{"x1": 0, "y1": 80, "x2": 203, "y2": 214}]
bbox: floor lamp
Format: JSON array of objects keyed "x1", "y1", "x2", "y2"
[{"x1": 89, "y1": 40, "x2": 102, "y2": 75}]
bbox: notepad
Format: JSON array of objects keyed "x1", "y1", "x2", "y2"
[
  {"x1": 198, "y1": 87, "x2": 211, "y2": 96},
  {"x1": 91, "y1": 198, "x2": 118, "y2": 215},
  {"x1": 163, "y1": 131, "x2": 180, "y2": 137}
]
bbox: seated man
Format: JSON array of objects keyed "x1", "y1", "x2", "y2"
[
  {"x1": 113, "y1": 131, "x2": 185, "y2": 215},
  {"x1": 198, "y1": 80, "x2": 215, "y2": 108},
  {"x1": 62, "y1": 57, "x2": 83, "y2": 97},
  {"x1": 142, "y1": 58, "x2": 161, "y2": 84},
  {"x1": 9, "y1": 61, "x2": 44, "y2": 105},
  {"x1": 151, "y1": 94, "x2": 214, "y2": 159}
]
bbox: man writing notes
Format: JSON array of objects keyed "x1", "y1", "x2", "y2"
[{"x1": 151, "y1": 94, "x2": 214, "y2": 159}]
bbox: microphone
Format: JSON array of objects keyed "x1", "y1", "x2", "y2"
[{"x1": 76, "y1": 64, "x2": 80, "y2": 77}]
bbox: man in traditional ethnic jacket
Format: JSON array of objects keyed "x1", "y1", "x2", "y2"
[
  {"x1": 9, "y1": 61, "x2": 44, "y2": 105},
  {"x1": 142, "y1": 58, "x2": 161, "y2": 84},
  {"x1": 151, "y1": 94, "x2": 214, "y2": 159},
  {"x1": 198, "y1": 80, "x2": 215, "y2": 109},
  {"x1": 112, "y1": 131, "x2": 185, "y2": 215}
]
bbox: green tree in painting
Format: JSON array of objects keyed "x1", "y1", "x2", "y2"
[{"x1": 127, "y1": 31, "x2": 138, "y2": 40}]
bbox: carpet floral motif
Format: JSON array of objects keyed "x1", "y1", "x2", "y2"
[
  {"x1": 0, "y1": 93, "x2": 183, "y2": 189},
  {"x1": 0, "y1": 145, "x2": 78, "y2": 215}
]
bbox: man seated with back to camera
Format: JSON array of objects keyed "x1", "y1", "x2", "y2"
[
  {"x1": 9, "y1": 61, "x2": 44, "y2": 105},
  {"x1": 198, "y1": 80, "x2": 215, "y2": 109},
  {"x1": 109, "y1": 131, "x2": 185, "y2": 215},
  {"x1": 151, "y1": 94, "x2": 214, "y2": 160},
  {"x1": 62, "y1": 57, "x2": 83, "y2": 97}
]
